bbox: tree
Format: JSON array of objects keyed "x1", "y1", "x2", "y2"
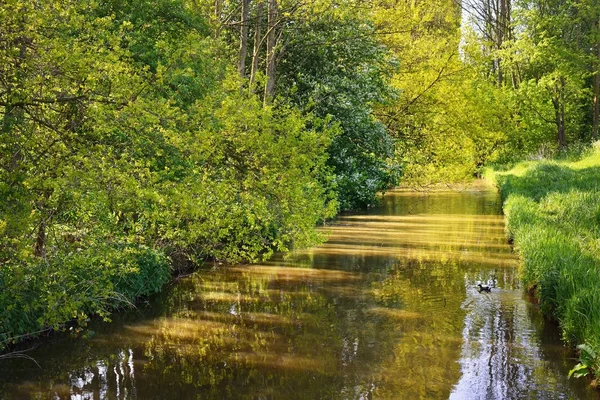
[
  {"x1": 372, "y1": 0, "x2": 484, "y2": 184},
  {"x1": 0, "y1": 0, "x2": 340, "y2": 349},
  {"x1": 478, "y1": 0, "x2": 600, "y2": 150},
  {"x1": 503, "y1": 0, "x2": 591, "y2": 149},
  {"x1": 277, "y1": 11, "x2": 400, "y2": 209},
  {"x1": 462, "y1": 0, "x2": 514, "y2": 86}
]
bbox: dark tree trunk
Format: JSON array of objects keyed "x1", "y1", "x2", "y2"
[
  {"x1": 495, "y1": 0, "x2": 511, "y2": 86},
  {"x1": 593, "y1": 60, "x2": 599, "y2": 140},
  {"x1": 214, "y1": 0, "x2": 223, "y2": 38},
  {"x1": 593, "y1": 19, "x2": 600, "y2": 140},
  {"x1": 250, "y1": 1, "x2": 263, "y2": 88},
  {"x1": 553, "y1": 77, "x2": 567, "y2": 148},
  {"x1": 34, "y1": 219, "x2": 46, "y2": 257},
  {"x1": 496, "y1": 0, "x2": 504, "y2": 86},
  {"x1": 264, "y1": 0, "x2": 277, "y2": 102},
  {"x1": 238, "y1": 0, "x2": 250, "y2": 78}
]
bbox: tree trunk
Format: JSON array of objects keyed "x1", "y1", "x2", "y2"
[
  {"x1": 34, "y1": 219, "x2": 47, "y2": 257},
  {"x1": 238, "y1": 0, "x2": 250, "y2": 78},
  {"x1": 495, "y1": 0, "x2": 511, "y2": 87},
  {"x1": 593, "y1": 19, "x2": 600, "y2": 141},
  {"x1": 553, "y1": 78, "x2": 567, "y2": 148},
  {"x1": 214, "y1": 0, "x2": 223, "y2": 38},
  {"x1": 250, "y1": 1, "x2": 263, "y2": 88},
  {"x1": 2, "y1": 30, "x2": 28, "y2": 180},
  {"x1": 485, "y1": 0, "x2": 492, "y2": 57},
  {"x1": 264, "y1": 0, "x2": 278, "y2": 102},
  {"x1": 496, "y1": 0, "x2": 504, "y2": 86},
  {"x1": 593, "y1": 56, "x2": 599, "y2": 141}
]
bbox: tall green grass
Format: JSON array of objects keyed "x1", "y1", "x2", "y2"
[{"x1": 486, "y1": 143, "x2": 600, "y2": 381}]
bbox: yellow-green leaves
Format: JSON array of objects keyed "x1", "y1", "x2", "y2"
[{"x1": 0, "y1": 0, "x2": 338, "y2": 350}]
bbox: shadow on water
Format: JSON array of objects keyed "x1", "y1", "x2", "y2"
[{"x1": 0, "y1": 180, "x2": 597, "y2": 399}]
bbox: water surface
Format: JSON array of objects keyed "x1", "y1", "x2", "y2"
[{"x1": 0, "y1": 182, "x2": 596, "y2": 399}]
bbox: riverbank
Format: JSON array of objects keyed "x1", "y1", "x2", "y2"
[
  {"x1": 485, "y1": 143, "x2": 600, "y2": 384},
  {"x1": 2, "y1": 181, "x2": 594, "y2": 399},
  {"x1": 0, "y1": 245, "x2": 172, "y2": 352}
]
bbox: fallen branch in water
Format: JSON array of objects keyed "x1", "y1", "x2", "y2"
[{"x1": 0, "y1": 345, "x2": 41, "y2": 368}]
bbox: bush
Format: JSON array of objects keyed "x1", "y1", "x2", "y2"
[{"x1": 0, "y1": 245, "x2": 169, "y2": 351}]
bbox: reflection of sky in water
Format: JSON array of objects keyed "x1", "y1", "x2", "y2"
[
  {"x1": 62, "y1": 350, "x2": 135, "y2": 400},
  {"x1": 0, "y1": 182, "x2": 596, "y2": 399},
  {"x1": 451, "y1": 282, "x2": 578, "y2": 399}
]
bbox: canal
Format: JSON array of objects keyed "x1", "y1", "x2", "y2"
[{"x1": 0, "y1": 181, "x2": 596, "y2": 399}]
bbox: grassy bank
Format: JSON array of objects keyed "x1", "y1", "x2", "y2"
[{"x1": 485, "y1": 143, "x2": 600, "y2": 382}]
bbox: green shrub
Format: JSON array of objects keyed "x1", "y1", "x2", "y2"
[{"x1": 0, "y1": 244, "x2": 169, "y2": 351}]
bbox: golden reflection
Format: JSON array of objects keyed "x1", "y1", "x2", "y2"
[
  {"x1": 125, "y1": 319, "x2": 232, "y2": 341},
  {"x1": 323, "y1": 222, "x2": 507, "y2": 233},
  {"x1": 338, "y1": 214, "x2": 506, "y2": 223},
  {"x1": 186, "y1": 311, "x2": 238, "y2": 322},
  {"x1": 230, "y1": 352, "x2": 330, "y2": 372},
  {"x1": 327, "y1": 234, "x2": 512, "y2": 250},
  {"x1": 229, "y1": 265, "x2": 362, "y2": 281},
  {"x1": 367, "y1": 307, "x2": 423, "y2": 320},
  {"x1": 240, "y1": 312, "x2": 295, "y2": 326},
  {"x1": 1, "y1": 183, "x2": 590, "y2": 399},
  {"x1": 199, "y1": 291, "x2": 258, "y2": 302},
  {"x1": 195, "y1": 281, "x2": 241, "y2": 292},
  {"x1": 328, "y1": 226, "x2": 508, "y2": 238},
  {"x1": 320, "y1": 284, "x2": 368, "y2": 297},
  {"x1": 303, "y1": 244, "x2": 519, "y2": 266}
]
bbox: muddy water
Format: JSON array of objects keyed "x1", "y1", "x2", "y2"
[{"x1": 0, "y1": 182, "x2": 597, "y2": 399}]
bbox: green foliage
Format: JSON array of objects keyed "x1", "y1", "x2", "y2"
[
  {"x1": 0, "y1": 0, "x2": 337, "y2": 350},
  {"x1": 373, "y1": 0, "x2": 489, "y2": 185},
  {"x1": 7, "y1": 0, "x2": 597, "y2": 360},
  {"x1": 489, "y1": 144, "x2": 600, "y2": 379},
  {"x1": 277, "y1": 12, "x2": 400, "y2": 210},
  {"x1": 460, "y1": 0, "x2": 600, "y2": 159},
  {"x1": 0, "y1": 245, "x2": 169, "y2": 350},
  {"x1": 569, "y1": 344, "x2": 598, "y2": 379},
  {"x1": 159, "y1": 93, "x2": 339, "y2": 263},
  {"x1": 94, "y1": 0, "x2": 220, "y2": 108}
]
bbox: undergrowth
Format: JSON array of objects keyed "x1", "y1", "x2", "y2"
[{"x1": 0, "y1": 244, "x2": 170, "y2": 352}]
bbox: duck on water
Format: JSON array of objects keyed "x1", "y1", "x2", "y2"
[{"x1": 477, "y1": 283, "x2": 492, "y2": 292}]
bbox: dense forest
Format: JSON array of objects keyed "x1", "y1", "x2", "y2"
[{"x1": 1, "y1": 0, "x2": 600, "y2": 378}]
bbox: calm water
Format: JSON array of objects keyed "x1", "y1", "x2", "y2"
[{"x1": 1, "y1": 182, "x2": 597, "y2": 399}]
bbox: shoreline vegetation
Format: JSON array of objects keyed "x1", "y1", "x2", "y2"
[
  {"x1": 486, "y1": 143, "x2": 600, "y2": 385},
  {"x1": 2, "y1": 0, "x2": 600, "y2": 388},
  {"x1": 0, "y1": 0, "x2": 396, "y2": 354}
]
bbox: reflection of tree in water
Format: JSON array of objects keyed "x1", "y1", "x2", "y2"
[
  {"x1": 0, "y1": 260, "x2": 399, "y2": 399},
  {"x1": 450, "y1": 272, "x2": 591, "y2": 400},
  {"x1": 368, "y1": 258, "x2": 467, "y2": 399},
  {"x1": 0, "y1": 346, "x2": 139, "y2": 399},
  {"x1": 137, "y1": 264, "x2": 403, "y2": 399},
  {"x1": 65, "y1": 350, "x2": 137, "y2": 400},
  {"x1": 0, "y1": 186, "x2": 594, "y2": 399}
]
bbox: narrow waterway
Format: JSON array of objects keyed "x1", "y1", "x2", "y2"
[{"x1": 0, "y1": 181, "x2": 596, "y2": 399}]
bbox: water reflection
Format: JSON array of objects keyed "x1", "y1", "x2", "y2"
[
  {"x1": 450, "y1": 277, "x2": 580, "y2": 400},
  {"x1": 0, "y1": 182, "x2": 596, "y2": 399},
  {"x1": 10, "y1": 349, "x2": 137, "y2": 400}
]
